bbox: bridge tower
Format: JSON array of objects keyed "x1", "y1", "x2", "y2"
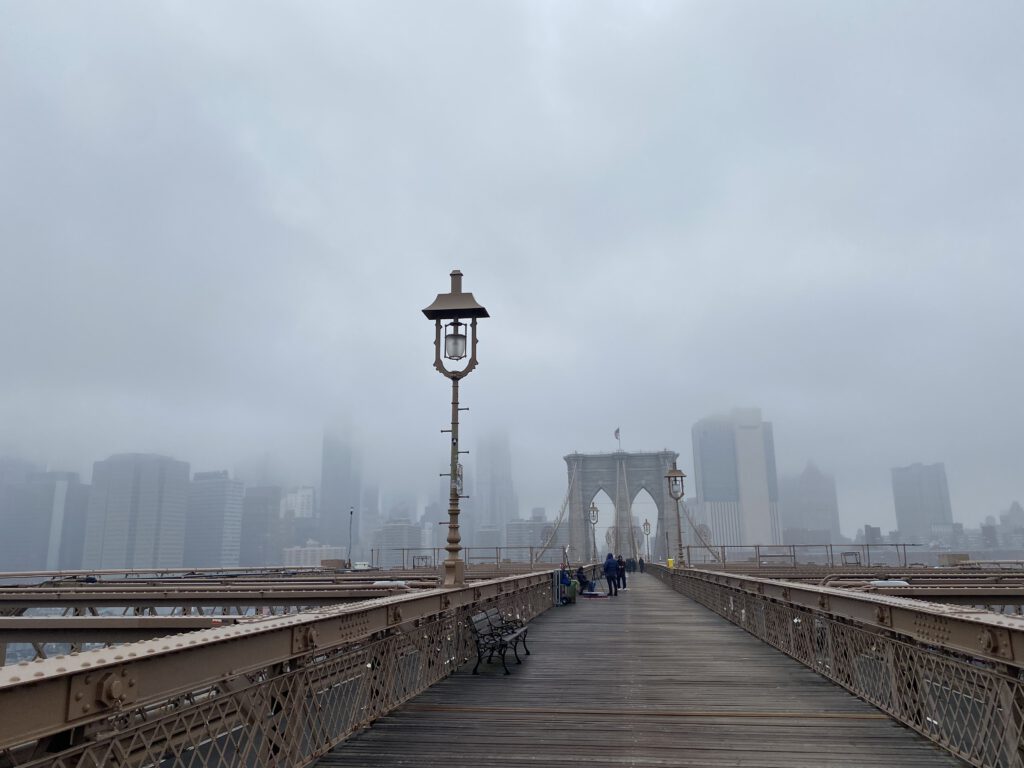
[{"x1": 564, "y1": 450, "x2": 681, "y2": 562}]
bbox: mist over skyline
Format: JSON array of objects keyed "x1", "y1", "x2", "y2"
[{"x1": 2, "y1": 2, "x2": 1022, "y2": 538}]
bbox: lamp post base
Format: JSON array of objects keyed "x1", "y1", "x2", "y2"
[{"x1": 442, "y1": 558, "x2": 465, "y2": 587}]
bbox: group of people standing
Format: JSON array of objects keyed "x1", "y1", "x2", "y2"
[
  {"x1": 559, "y1": 555, "x2": 648, "y2": 603},
  {"x1": 603, "y1": 553, "x2": 640, "y2": 596}
]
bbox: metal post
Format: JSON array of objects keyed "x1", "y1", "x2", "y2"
[
  {"x1": 347, "y1": 506, "x2": 354, "y2": 566},
  {"x1": 675, "y1": 498, "x2": 685, "y2": 567},
  {"x1": 443, "y1": 377, "x2": 464, "y2": 586},
  {"x1": 865, "y1": 543, "x2": 872, "y2": 567}
]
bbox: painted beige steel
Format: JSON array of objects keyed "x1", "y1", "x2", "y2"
[
  {"x1": 0, "y1": 571, "x2": 554, "y2": 767},
  {"x1": 652, "y1": 565, "x2": 1024, "y2": 768}
]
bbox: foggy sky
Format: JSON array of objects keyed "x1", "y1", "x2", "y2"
[{"x1": 1, "y1": 1, "x2": 1022, "y2": 536}]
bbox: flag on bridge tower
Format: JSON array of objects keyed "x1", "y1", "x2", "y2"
[{"x1": 614, "y1": 428, "x2": 620, "y2": 441}]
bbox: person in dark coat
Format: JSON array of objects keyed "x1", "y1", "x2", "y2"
[
  {"x1": 639, "y1": 557, "x2": 646, "y2": 573},
  {"x1": 603, "y1": 553, "x2": 618, "y2": 596},
  {"x1": 617, "y1": 555, "x2": 627, "y2": 590}
]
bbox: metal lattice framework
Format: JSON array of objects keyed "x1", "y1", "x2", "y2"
[
  {"x1": 0, "y1": 571, "x2": 555, "y2": 768},
  {"x1": 652, "y1": 565, "x2": 1024, "y2": 768}
]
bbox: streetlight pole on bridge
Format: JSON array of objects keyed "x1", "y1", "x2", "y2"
[
  {"x1": 665, "y1": 462, "x2": 687, "y2": 568},
  {"x1": 423, "y1": 269, "x2": 489, "y2": 587},
  {"x1": 589, "y1": 501, "x2": 599, "y2": 560}
]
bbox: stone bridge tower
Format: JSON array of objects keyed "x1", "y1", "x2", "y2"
[{"x1": 564, "y1": 450, "x2": 682, "y2": 562}]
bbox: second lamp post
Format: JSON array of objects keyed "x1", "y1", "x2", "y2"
[
  {"x1": 589, "y1": 501, "x2": 599, "y2": 561},
  {"x1": 665, "y1": 461, "x2": 687, "y2": 568},
  {"x1": 423, "y1": 270, "x2": 489, "y2": 586}
]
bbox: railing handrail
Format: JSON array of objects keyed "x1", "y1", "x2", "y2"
[{"x1": 652, "y1": 563, "x2": 1024, "y2": 768}]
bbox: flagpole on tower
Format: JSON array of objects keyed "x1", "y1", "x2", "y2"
[{"x1": 614, "y1": 427, "x2": 621, "y2": 451}]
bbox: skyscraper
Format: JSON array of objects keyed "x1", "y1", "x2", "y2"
[
  {"x1": 778, "y1": 463, "x2": 841, "y2": 544},
  {"x1": 474, "y1": 432, "x2": 518, "y2": 546},
  {"x1": 83, "y1": 454, "x2": 190, "y2": 569},
  {"x1": 320, "y1": 431, "x2": 361, "y2": 551},
  {"x1": 891, "y1": 462, "x2": 953, "y2": 543},
  {"x1": 184, "y1": 471, "x2": 243, "y2": 568},
  {"x1": 0, "y1": 471, "x2": 90, "y2": 571},
  {"x1": 240, "y1": 486, "x2": 284, "y2": 566},
  {"x1": 692, "y1": 408, "x2": 780, "y2": 545}
]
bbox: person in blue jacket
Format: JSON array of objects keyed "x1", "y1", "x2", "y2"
[{"x1": 603, "y1": 553, "x2": 619, "y2": 596}]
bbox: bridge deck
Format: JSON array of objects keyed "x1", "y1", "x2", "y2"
[{"x1": 320, "y1": 572, "x2": 964, "y2": 767}]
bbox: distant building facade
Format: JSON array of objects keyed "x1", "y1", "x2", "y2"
[
  {"x1": 778, "y1": 463, "x2": 841, "y2": 544},
  {"x1": 379, "y1": 518, "x2": 423, "y2": 568},
  {"x1": 692, "y1": 408, "x2": 781, "y2": 545},
  {"x1": 320, "y1": 431, "x2": 361, "y2": 551},
  {"x1": 240, "y1": 486, "x2": 284, "y2": 566},
  {"x1": 184, "y1": 471, "x2": 243, "y2": 568},
  {"x1": 891, "y1": 462, "x2": 953, "y2": 543},
  {"x1": 83, "y1": 454, "x2": 190, "y2": 569},
  {"x1": 0, "y1": 471, "x2": 90, "y2": 570},
  {"x1": 474, "y1": 432, "x2": 519, "y2": 546},
  {"x1": 283, "y1": 542, "x2": 344, "y2": 567}
]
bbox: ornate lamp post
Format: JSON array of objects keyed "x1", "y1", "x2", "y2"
[
  {"x1": 423, "y1": 270, "x2": 489, "y2": 586},
  {"x1": 665, "y1": 461, "x2": 687, "y2": 568},
  {"x1": 642, "y1": 518, "x2": 652, "y2": 561},
  {"x1": 589, "y1": 501, "x2": 599, "y2": 560}
]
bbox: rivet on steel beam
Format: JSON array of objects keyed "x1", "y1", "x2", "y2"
[{"x1": 979, "y1": 629, "x2": 996, "y2": 653}]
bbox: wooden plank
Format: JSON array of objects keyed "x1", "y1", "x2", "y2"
[{"x1": 319, "y1": 572, "x2": 966, "y2": 766}]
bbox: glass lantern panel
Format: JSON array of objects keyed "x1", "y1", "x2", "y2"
[{"x1": 445, "y1": 332, "x2": 467, "y2": 360}]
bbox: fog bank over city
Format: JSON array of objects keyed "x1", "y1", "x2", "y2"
[{"x1": 1, "y1": 2, "x2": 1022, "y2": 556}]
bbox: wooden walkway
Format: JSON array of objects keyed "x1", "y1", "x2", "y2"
[{"x1": 319, "y1": 572, "x2": 965, "y2": 767}]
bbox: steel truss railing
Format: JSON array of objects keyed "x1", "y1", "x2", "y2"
[
  {"x1": 0, "y1": 571, "x2": 556, "y2": 768},
  {"x1": 652, "y1": 565, "x2": 1024, "y2": 768}
]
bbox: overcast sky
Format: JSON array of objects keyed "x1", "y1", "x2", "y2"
[{"x1": 1, "y1": 1, "x2": 1021, "y2": 536}]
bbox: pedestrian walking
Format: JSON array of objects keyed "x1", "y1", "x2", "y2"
[
  {"x1": 603, "y1": 553, "x2": 618, "y2": 596},
  {"x1": 639, "y1": 557, "x2": 646, "y2": 573},
  {"x1": 617, "y1": 555, "x2": 627, "y2": 590}
]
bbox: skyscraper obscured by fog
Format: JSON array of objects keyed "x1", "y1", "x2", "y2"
[
  {"x1": 474, "y1": 432, "x2": 519, "y2": 546},
  {"x1": 320, "y1": 431, "x2": 361, "y2": 552},
  {"x1": 891, "y1": 462, "x2": 953, "y2": 543},
  {"x1": 184, "y1": 471, "x2": 243, "y2": 568},
  {"x1": 692, "y1": 408, "x2": 780, "y2": 545},
  {"x1": 240, "y1": 486, "x2": 283, "y2": 566},
  {"x1": 778, "y1": 463, "x2": 841, "y2": 543},
  {"x1": 0, "y1": 471, "x2": 90, "y2": 570},
  {"x1": 83, "y1": 454, "x2": 189, "y2": 569}
]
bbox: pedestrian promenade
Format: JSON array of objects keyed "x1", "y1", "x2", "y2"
[{"x1": 320, "y1": 571, "x2": 964, "y2": 766}]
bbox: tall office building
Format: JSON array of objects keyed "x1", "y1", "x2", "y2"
[
  {"x1": 320, "y1": 431, "x2": 361, "y2": 551},
  {"x1": 83, "y1": 454, "x2": 190, "y2": 569},
  {"x1": 0, "y1": 471, "x2": 90, "y2": 571},
  {"x1": 474, "y1": 432, "x2": 519, "y2": 546},
  {"x1": 240, "y1": 486, "x2": 284, "y2": 566},
  {"x1": 379, "y1": 518, "x2": 424, "y2": 568},
  {"x1": 891, "y1": 462, "x2": 953, "y2": 543},
  {"x1": 778, "y1": 463, "x2": 841, "y2": 544},
  {"x1": 184, "y1": 471, "x2": 244, "y2": 568},
  {"x1": 692, "y1": 408, "x2": 781, "y2": 545}
]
